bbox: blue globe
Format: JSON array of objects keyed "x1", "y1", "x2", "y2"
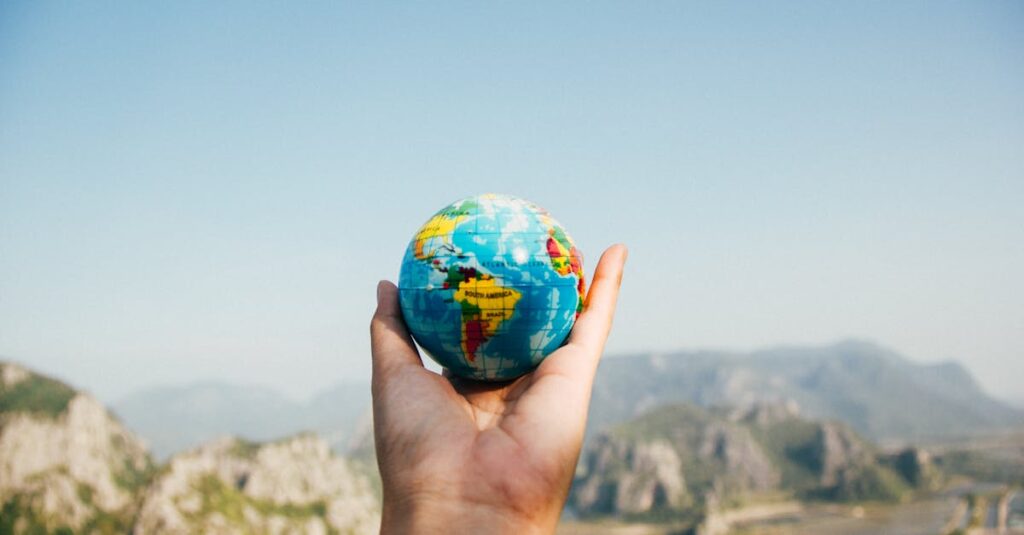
[{"x1": 398, "y1": 194, "x2": 586, "y2": 381}]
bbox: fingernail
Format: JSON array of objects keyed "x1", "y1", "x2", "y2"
[{"x1": 376, "y1": 281, "x2": 385, "y2": 305}]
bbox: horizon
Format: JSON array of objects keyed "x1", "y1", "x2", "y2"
[
  {"x1": 2, "y1": 2, "x2": 1022, "y2": 402},
  {"x1": 2, "y1": 337, "x2": 1017, "y2": 406}
]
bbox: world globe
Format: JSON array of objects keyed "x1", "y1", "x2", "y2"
[{"x1": 398, "y1": 194, "x2": 586, "y2": 381}]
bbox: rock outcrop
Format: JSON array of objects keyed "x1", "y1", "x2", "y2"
[
  {"x1": 571, "y1": 402, "x2": 924, "y2": 518},
  {"x1": 698, "y1": 422, "x2": 780, "y2": 493},
  {"x1": 0, "y1": 362, "x2": 152, "y2": 533},
  {"x1": 1, "y1": 361, "x2": 381, "y2": 534},
  {"x1": 882, "y1": 447, "x2": 942, "y2": 490},
  {"x1": 133, "y1": 434, "x2": 380, "y2": 535},
  {"x1": 815, "y1": 422, "x2": 871, "y2": 487},
  {"x1": 574, "y1": 436, "x2": 690, "y2": 515}
]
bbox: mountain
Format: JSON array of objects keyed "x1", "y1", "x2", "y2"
[
  {"x1": 134, "y1": 435, "x2": 379, "y2": 534},
  {"x1": 113, "y1": 381, "x2": 370, "y2": 460},
  {"x1": 571, "y1": 402, "x2": 940, "y2": 521},
  {"x1": 0, "y1": 362, "x2": 152, "y2": 533},
  {"x1": 0, "y1": 361, "x2": 380, "y2": 534},
  {"x1": 588, "y1": 340, "x2": 1023, "y2": 442},
  {"x1": 113, "y1": 340, "x2": 1019, "y2": 464}
]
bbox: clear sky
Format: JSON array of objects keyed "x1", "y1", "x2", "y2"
[{"x1": 1, "y1": 2, "x2": 1022, "y2": 402}]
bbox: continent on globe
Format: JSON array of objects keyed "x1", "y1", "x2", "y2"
[
  {"x1": 412, "y1": 204, "x2": 473, "y2": 260},
  {"x1": 451, "y1": 270, "x2": 522, "y2": 363},
  {"x1": 398, "y1": 194, "x2": 585, "y2": 381},
  {"x1": 541, "y1": 213, "x2": 586, "y2": 316}
]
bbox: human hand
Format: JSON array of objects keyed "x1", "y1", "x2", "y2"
[{"x1": 369, "y1": 244, "x2": 627, "y2": 534}]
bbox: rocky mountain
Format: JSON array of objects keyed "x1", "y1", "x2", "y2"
[
  {"x1": 0, "y1": 362, "x2": 152, "y2": 533},
  {"x1": 589, "y1": 340, "x2": 1023, "y2": 442},
  {"x1": 134, "y1": 435, "x2": 379, "y2": 535},
  {"x1": 571, "y1": 401, "x2": 940, "y2": 520},
  {"x1": 113, "y1": 381, "x2": 370, "y2": 460},
  {"x1": 0, "y1": 361, "x2": 380, "y2": 535}
]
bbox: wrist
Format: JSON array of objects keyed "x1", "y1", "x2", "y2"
[{"x1": 380, "y1": 492, "x2": 555, "y2": 535}]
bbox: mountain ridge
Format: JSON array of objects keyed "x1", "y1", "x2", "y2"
[
  {"x1": 588, "y1": 339, "x2": 1023, "y2": 443},
  {"x1": 107, "y1": 340, "x2": 1022, "y2": 459}
]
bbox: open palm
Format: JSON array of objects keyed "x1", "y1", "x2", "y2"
[{"x1": 370, "y1": 245, "x2": 627, "y2": 534}]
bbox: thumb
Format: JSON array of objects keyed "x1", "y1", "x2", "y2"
[{"x1": 370, "y1": 281, "x2": 423, "y2": 383}]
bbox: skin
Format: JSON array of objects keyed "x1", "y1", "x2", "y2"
[{"x1": 369, "y1": 244, "x2": 628, "y2": 534}]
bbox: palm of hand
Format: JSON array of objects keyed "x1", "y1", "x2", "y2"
[
  {"x1": 374, "y1": 350, "x2": 591, "y2": 524},
  {"x1": 371, "y1": 245, "x2": 626, "y2": 534}
]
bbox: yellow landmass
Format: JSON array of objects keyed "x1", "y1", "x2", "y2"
[
  {"x1": 413, "y1": 211, "x2": 466, "y2": 259},
  {"x1": 453, "y1": 276, "x2": 522, "y2": 361}
]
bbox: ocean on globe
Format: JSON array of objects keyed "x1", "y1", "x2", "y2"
[{"x1": 398, "y1": 194, "x2": 586, "y2": 381}]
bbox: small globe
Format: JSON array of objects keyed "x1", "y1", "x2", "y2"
[{"x1": 398, "y1": 194, "x2": 586, "y2": 381}]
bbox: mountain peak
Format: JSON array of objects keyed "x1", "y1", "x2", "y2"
[{"x1": 0, "y1": 361, "x2": 78, "y2": 419}]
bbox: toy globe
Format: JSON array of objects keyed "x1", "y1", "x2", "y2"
[{"x1": 398, "y1": 194, "x2": 585, "y2": 381}]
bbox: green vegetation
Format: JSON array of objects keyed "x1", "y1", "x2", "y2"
[
  {"x1": 0, "y1": 372, "x2": 76, "y2": 418},
  {"x1": 228, "y1": 438, "x2": 262, "y2": 460},
  {"x1": 748, "y1": 418, "x2": 822, "y2": 491},
  {"x1": 756, "y1": 420, "x2": 912, "y2": 503},
  {"x1": 0, "y1": 498, "x2": 50, "y2": 535},
  {"x1": 620, "y1": 505, "x2": 705, "y2": 526},
  {"x1": 935, "y1": 450, "x2": 1024, "y2": 486},
  {"x1": 806, "y1": 463, "x2": 910, "y2": 502},
  {"x1": 881, "y1": 448, "x2": 943, "y2": 491},
  {"x1": 184, "y1": 474, "x2": 331, "y2": 530},
  {"x1": 611, "y1": 403, "x2": 713, "y2": 440},
  {"x1": 111, "y1": 455, "x2": 153, "y2": 493},
  {"x1": 80, "y1": 509, "x2": 133, "y2": 535},
  {"x1": 76, "y1": 482, "x2": 95, "y2": 504},
  {"x1": 0, "y1": 495, "x2": 130, "y2": 535}
]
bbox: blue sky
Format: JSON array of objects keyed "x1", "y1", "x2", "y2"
[{"x1": 1, "y1": 2, "x2": 1022, "y2": 401}]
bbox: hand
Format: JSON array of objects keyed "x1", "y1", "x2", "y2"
[{"x1": 369, "y1": 244, "x2": 627, "y2": 534}]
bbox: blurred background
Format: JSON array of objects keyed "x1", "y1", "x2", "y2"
[{"x1": 1, "y1": 2, "x2": 1022, "y2": 534}]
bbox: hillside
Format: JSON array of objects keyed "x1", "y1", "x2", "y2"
[
  {"x1": 589, "y1": 340, "x2": 1022, "y2": 442},
  {"x1": 0, "y1": 361, "x2": 380, "y2": 535},
  {"x1": 571, "y1": 402, "x2": 940, "y2": 521},
  {"x1": 134, "y1": 435, "x2": 379, "y2": 534},
  {"x1": 0, "y1": 362, "x2": 152, "y2": 533}
]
